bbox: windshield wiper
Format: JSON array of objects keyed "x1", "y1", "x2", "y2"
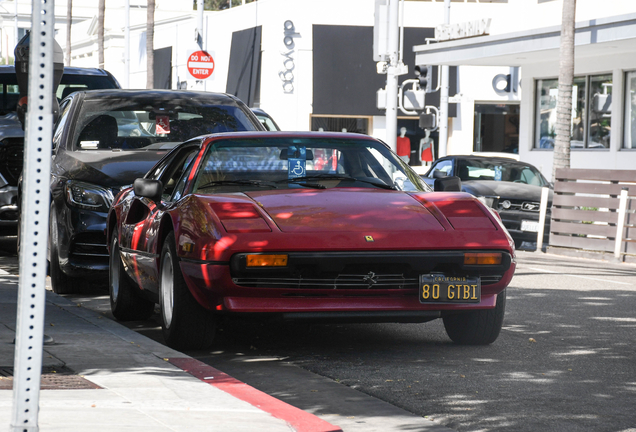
[
  {"x1": 199, "y1": 180, "x2": 278, "y2": 189},
  {"x1": 276, "y1": 174, "x2": 396, "y2": 190}
]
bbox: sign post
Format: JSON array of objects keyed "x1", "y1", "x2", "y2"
[{"x1": 11, "y1": 0, "x2": 57, "y2": 430}]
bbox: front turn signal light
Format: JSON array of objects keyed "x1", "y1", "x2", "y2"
[
  {"x1": 464, "y1": 253, "x2": 502, "y2": 265},
  {"x1": 246, "y1": 254, "x2": 288, "y2": 267}
]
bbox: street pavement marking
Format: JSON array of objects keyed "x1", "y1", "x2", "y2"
[{"x1": 525, "y1": 266, "x2": 632, "y2": 286}]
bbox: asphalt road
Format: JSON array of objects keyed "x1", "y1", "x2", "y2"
[{"x1": 2, "y1": 237, "x2": 636, "y2": 431}]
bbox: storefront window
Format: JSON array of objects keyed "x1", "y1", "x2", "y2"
[
  {"x1": 535, "y1": 74, "x2": 611, "y2": 149},
  {"x1": 624, "y1": 71, "x2": 636, "y2": 149}
]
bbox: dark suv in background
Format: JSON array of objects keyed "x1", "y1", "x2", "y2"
[
  {"x1": 44, "y1": 90, "x2": 264, "y2": 294},
  {"x1": 0, "y1": 66, "x2": 120, "y2": 233}
]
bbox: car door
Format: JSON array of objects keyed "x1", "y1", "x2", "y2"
[{"x1": 119, "y1": 142, "x2": 201, "y2": 291}]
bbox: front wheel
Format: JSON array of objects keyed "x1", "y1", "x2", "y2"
[
  {"x1": 109, "y1": 227, "x2": 155, "y2": 321},
  {"x1": 443, "y1": 289, "x2": 506, "y2": 345},
  {"x1": 159, "y1": 233, "x2": 216, "y2": 350}
]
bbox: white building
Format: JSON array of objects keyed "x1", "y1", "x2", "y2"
[{"x1": 3, "y1": 0, "x2": 635, "y2": 178}]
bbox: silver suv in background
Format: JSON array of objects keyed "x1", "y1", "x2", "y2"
[{"x1": 0, "y1": 66, "x2": 120, "y2": 233}]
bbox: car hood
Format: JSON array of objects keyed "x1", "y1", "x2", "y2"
[
  {"x1": 462, "y1": 180, "x2": 553, "y2": 202},
  {"x1": 244, "y1": 188, "x2": 445, "y2": 233},
  {"x1": 54, "y1": 150, "x2": 169, "y2": 187}
]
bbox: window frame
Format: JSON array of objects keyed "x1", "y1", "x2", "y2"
[{"x1": 534, "y1": 73, "x2": 613, "y2": 151}]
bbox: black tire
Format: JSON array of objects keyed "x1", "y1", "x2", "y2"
[
  {"x1": 49, "y1": 208, "x2": 79, "y2": 294},
  {"x1": 443, "y1": 289, "x2": 506, "y2": 345},
  {"x1": 109, "y1": 227, "x2": 155, "y2": 321},
  {"x1": 514, "y1": 239, "x2": 523, "y2": 250},
  {"x1": 159, "y1": 233, "x2": 216, "y2": 350}
]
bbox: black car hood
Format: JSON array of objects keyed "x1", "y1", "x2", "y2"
[
  {"x1": 462, "y1": 180, "x2": 553, "y2": 202},
  {"x1": 54, "y1": 149, "x2": 170, "y2": 187}
]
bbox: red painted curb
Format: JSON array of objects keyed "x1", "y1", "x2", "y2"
[{"x1": 169, "y1": 357, "x2": 342, "y2": 432}]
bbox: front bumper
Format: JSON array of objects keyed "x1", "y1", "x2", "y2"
[
  {"x1": 0, "y1": 186, "x2": 18, "y2": 228},
  {"x1": 179, "y1": 250, "x2": 516, "y2": 317},
  {"x1": 52, "y1": 199, "x2": 109, "y2": 277},
  {"x1": 499, "y1": 209, "x2": 550, "y2": 243}
]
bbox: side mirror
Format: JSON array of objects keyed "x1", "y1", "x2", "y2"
[
  {"x1": 434, "y1": 176, "x2": 462, "y2": 192},
  {"x1": 432, "y1": 170, "x2": 448, "y2": 179},
  {"x1": 134, "y1": 178, "x2": 163, "y2": 202}
]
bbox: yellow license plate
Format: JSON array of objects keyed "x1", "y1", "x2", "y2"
[{"x1": 419, "y1": 274, "x2": 481, "y2": 304}]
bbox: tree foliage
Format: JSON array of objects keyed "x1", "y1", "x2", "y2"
[{"x1": 194, "y1": 0, "x2": 257, "y2": 11}]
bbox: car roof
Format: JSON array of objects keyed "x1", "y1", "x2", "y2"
[
  {"x1": 438, "y1": 154, "x2": 538, "y2": 167},
  {"x1": 0, "y1": 65, "x2": 112, "y2": 76},
  {"x1": 77, "y1": 89, "x2": 242, "y2": 105}
]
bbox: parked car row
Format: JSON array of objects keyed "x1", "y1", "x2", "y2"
[
  {"x1": 12, "y1": 79, "x2": 517, "y2": 350},
  {"x1": 422, "y1": 155, "x2": 553, "y2": 249},
  {"x1": 0, "y1": 66, "x2": 121, "y2": 233}
]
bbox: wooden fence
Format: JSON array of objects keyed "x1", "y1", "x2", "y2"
[{"x1": 548, "y1": 168, "x2": 636, "y2": 263}]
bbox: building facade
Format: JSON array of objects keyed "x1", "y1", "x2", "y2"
[{"x1": 4, "y1": 0, "x2": 633, "y2": 178}]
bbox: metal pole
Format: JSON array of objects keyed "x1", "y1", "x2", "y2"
[
  {"x1": 124, "y1": 0, "x2": 130, "y2": 88},
  {"x1": 614, "y1": 188, "x2": 629, "y2": 260},
  {"x1": 385, "y1": 0, "x2": 399, "y2": 153},
  {"x1": 535, "y1": 186, "x2": 550, "y2": 253},
  {"x1": 11, "y1": 0, "x2": 56, "y2": 430},
  {"x1": 197, "y1": 0, "x2": 204, "y2": 48},
  {"x1": 14, "y1": 0, "x2": 18, "y2": 52},
  {"x1": 438, "y1": 0, "x2": 451, "y2": 158}
]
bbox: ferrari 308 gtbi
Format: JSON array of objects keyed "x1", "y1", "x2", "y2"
[{"x1": 107, "y1": 132, "x2": 516, "y2": 350}]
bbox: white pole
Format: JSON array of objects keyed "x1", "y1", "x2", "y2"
[
  {"x1": 614, "y1": 188, "x2": 629, "y2": 260},
  {"x1": 535, "y1": 186, "x2": 550, "y2": 253},
  {"x1": 14, "y1": 0, "x2": 18, "y2": 48},
  {"x1": 438, "y1": 0, "x2": 451, "y2": 158},
  {"x1": 11, "y1": 0, "x2": 56, "y2": 429},
  {"x1": 124, "y1": 0, "x2": 130, "y2": 88},
  {"x1": 385, "y1": 0, "x2": 399, "y2": 153},
  {"x1": 197, "y1": 0, "x2": 204, "y2": 48}
]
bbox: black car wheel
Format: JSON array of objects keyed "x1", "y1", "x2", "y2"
[
  {"x1": 442, "y1": 289, "x2": 506, "y2": 345},
  {"x1": 109, "y1": 227, "x2": 155, "y2": 321},
  {"x1": 49, "y1": 206, "x2": 79, "y2": 294},
  {"x1": 159, "y1": 232, "x2": 216, "y2": 350}
]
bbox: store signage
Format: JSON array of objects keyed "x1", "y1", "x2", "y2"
[
  {"x1": 435, "y1": 18, "x2": 491, "y2": 42},
  {"x1": 187, "y1": 50, "x2": 215, "y2": 80},
  {"x1": 280, "y1": 20, "x2": 298, "y2": 94}
]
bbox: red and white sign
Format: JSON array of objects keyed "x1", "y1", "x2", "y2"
[
  {"x1": 187, "y1": 50, "x2": 215, "y2": 80},
  {"x1": 156, "y1": 115, "x2": 170, "y2": 134}
]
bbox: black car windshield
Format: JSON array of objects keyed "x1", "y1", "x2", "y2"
[
  {"x1": 457, "y1": 159, "x2": 548, "y2": 187},
  {"x1": 73, "y1": 99, "x2": 256, "y2": 151},
  {"x1": 192, "y1": 136, "x2": 430, "y2": 193}
]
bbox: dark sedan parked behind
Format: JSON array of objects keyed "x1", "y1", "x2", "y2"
[
  {"x1": 422, "y1": 155, "x2": 553, "y2": 249},
  {"x1": 38, "y1": 89, "x2": 264, "y2": 294}
]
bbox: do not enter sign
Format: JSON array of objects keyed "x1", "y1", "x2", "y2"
[{"x1": 187, "y1": 50, "x2": 215, "y2": 80}]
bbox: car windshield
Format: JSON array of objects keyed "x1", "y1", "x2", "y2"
[
  {"x1": 193, "y1": 136, "x2": 430, "y2": 193},
  {"x1": 457, "y1": 159, "x2": 548, "y2": 186},
  {"x1": 73, "y1": 99, "x2": 256, "y2": 151}
]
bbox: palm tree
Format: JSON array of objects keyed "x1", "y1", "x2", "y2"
[
  {"x1": 97, "y1": 0, "x2": 105, "y2": 69},
  {"x1": 65, "y1": 0, "x2": 72, "y2": 66},
  {"x1": 552, "y1": 0, "x2": 577, "y2": 181},
  {"x1": 146, "y1": 0, "x2": 155, "y2": 89}
]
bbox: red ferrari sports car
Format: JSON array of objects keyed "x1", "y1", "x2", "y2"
[{"x1": 107, "y1": 132, "x2": 516, "y2": 350}]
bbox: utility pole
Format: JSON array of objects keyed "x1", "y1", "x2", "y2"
[
  {"x1": 197, "y1": 0, "x2": 204, "y2": 48},
  {"x1": 124, "y1": 0, "x2": 130, "y2": 88},
  {"x1": 385, "y1": 0, "x2": 400, "y2": 153},
  {"x1": 438, "y1": 0, "x2": 451, "y2": 158}
]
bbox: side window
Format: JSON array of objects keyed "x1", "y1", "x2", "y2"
[
  {"x1": 428, "y1": 160, "x2": 453, "y2": 178},
  {"x1": 53, "y1": 100, "x2": 72, "y2": 149},
  {"x1": 170, "y1": 152, "x2": 198, "y2": 202}
]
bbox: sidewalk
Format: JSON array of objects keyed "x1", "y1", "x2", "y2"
[{"x1": 0, "y1": 272, "x2": 341, "y2": 432}]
